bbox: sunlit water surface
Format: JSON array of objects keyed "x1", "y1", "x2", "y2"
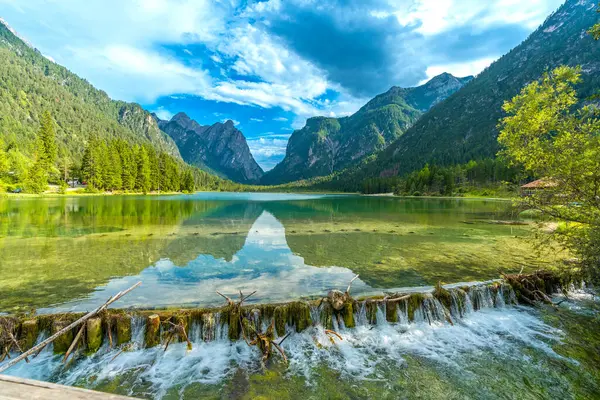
[
  {"x1": 0, "y1": 193, "x2": 561, "y2": 313},
  {"x1": 1, "y1": 193, "x2": 599, "y2": 399}
]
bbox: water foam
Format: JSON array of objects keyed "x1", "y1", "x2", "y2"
[{"x1": 3, "y1": 301, "x2": 568, "y2": 398}]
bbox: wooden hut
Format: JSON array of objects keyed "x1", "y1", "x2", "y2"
[{"x1": 520, "y1": 178, "x2": 558, "y2": 196}]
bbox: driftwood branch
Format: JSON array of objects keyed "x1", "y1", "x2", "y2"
[
  {"x1": 63, "y1": 324, "x2": 85, "y2": 363},
  {"x1": 5, "y1": 329, "x2": 28, "y2": 364},
  {"x1": 216, "y1": 291, "x2": 234, "y2": 305},
  {"x1": 346, "y1": 275, "x2": 359, "y2": 295},
  {"x1": 0, "y1": 281, "x2": 141, "y2": 374}
]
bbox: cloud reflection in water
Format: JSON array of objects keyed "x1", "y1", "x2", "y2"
[{"x1": 44, "y1": 211, "x2": 370, "y2": 312}]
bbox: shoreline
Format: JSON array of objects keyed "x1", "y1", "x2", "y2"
[{"x1": 1, "y1": 190, "x2": 516, "y2": 201}]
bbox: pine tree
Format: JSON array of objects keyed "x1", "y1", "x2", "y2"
[
  {"x1": 135, "y1": 146, "x2": 151, "y2": 194},
  {"x1": 146, "y1": 145, "x2": 159, "y2": 191},
  {"x1": 182, "y1": 169, "x2": 195, "y2": 193},
  {"x1": 38, "y1": 111, "x2": 57, "y2": 169},
  {"x1": 25, "y1": 152, "x2": 47, "y2": 194},
  {"x1": 81, "y1": 137, "x2": 103, "y2": 189},
  {"x1": 97, "y1": 140, "x2": 109, "y2": 190},
  {"x1": 117, "y1": 140, "x2": 136, "y2": 191},
  {"x1": 24, "y1": 111, "x2": 58, "y2": 193},
  {"x1": 107, "y1": 141, "x2": 123, "y2": 190}
]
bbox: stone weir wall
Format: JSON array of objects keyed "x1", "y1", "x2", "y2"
[{"x1": 0, "y1": 271, "x2": 573, "y2": 356}]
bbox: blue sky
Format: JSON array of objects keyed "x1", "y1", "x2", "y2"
[{"x1": 0, "y1": 0, "x2": 564, "y2": 170}]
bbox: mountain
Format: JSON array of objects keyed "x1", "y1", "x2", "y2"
[
  {"x1": 261, "y1": 73, "x2": 472, "y2": 185},
  {"x1": 0, "y1": 19, "x2": 180, "y2": 164},
  {"x1": 336, "y1": 0, "x2": 600, "y2": 189},
  {"x1": 156, "y1": 113, "x2": 264, "y2": 184}
]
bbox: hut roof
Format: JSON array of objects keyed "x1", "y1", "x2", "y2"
[{"x1": 521, "y1": 179, "x2": 558, "y2": 189}]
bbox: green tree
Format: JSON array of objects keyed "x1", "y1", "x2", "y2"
[
  {"x1": 135, "y1": 146, "x2": 151, "y2": 194},
  {"x1": 6, "y1": 147, "x2": 29, "y2": 183},
  {"x1": 117, "y1": 140, "x2": 136, "y2": 191},
  {"x1": 57, "y1": 148, "x2": 71, "y2": 184},
  {"x1": 25, "y1": 113, "x2": 58, "y2": 193},
  {"x1": 182, "y1": 169, "x2": 195, "y2": 193},
  {"x1": 81, "y1": 137, "x2": 104, "y2": 190},
  {"x1": 498, "y1": 66, "x2": 600, "y2": 280},
  {"x1": 25, "y1": 156, "x2": 47, "y2": 193},
  {"x1": 0, "y1": 137, "x2": 8, "y2": 178},
  {"x1": 589, "y1": 4, "x2": 599, "y2": 40},
  {"x1": 106, "y1": 141, "x2": 123, "y2": 190},
  {"x1": 38, "y1": 111, "x2": 57, "y2": 169}
]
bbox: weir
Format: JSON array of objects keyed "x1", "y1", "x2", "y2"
[{"x1": 0, "y1": 271, "x2": 574, "y2": 360}]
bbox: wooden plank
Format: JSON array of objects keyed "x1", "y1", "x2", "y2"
[{"x1": 0, "y1": 375, "x2": 136, "y2": 399}]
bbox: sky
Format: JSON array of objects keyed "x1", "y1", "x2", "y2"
[{"x1": 0, "y1": 0, "x2": 565, "y2": 170}]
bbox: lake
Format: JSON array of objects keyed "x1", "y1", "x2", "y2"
[
  {"x1": 2, "y1": 193, "x2": 599, "y2": 399},
  {"x1": 0, "y1": 193, "x2": 561, "y2": 313}
]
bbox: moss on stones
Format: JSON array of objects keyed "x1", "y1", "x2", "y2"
[
  {"x1": 386, "y1": 302, "x2": 398, "y2": 323},
  {"x1": 366, "y1": 301, "x2": 378, "y2": 325},
  {"x1": 273, "y1": 306, "x2": 287, "y2": 337},
  {"x1": 320, "y1": 302, "x2": 333, "y2": 330},
  {"x1": 52, "y1": 319, "x2": 74, "y2": 354},
  {"x1": 407, "y1": 293, "x2": 426, "y2": 322},
  {"x1": 288, "y1": 302, "x2": 311, "y2": 332},
  {"x1": 19, "y1": 318, "x2": 38, "y2": 350},
  {"x1": 433, "y1": 282, "x2": 452, "y2": 309},
  {"x1": 145, "y1": 314, "x2": 161, "y2": 348},
  {"x1": 115, "y1": 315, "x2": 132, "y2": 345},
  {"x1": 86, "y1": 317, "x2": 103, "y2": 353},
  {"x1": 228, "y1": 306, "x2": 241, "y2": 341},
  {"x1": 342, "y1": 301, "x2": 355, "y2": 328}
]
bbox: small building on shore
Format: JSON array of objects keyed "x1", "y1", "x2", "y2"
[{"x1": 520, "y1": 178, "x2": 558, "y2": 197}]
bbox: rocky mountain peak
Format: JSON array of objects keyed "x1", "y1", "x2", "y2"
[
  {"x1": 172, "y1": 112, "x2": 191, "y2": 123},
  {"x1": 158, "y1": 113, "x2": 264, "y2": 184},
  {"x1": 262, "y1": 70, "x2": 471, "y2": 185}
]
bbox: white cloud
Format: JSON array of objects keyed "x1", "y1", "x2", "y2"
[
  {"x1": 153, "y1": 106, "x2": 173, "y2": 121},
  {"x1": 0, "y1": 0, "x2": 566, "y2": 127},
  {"x1": 420, "y1": 57, "x2": 498, "y2": 84},
  {"x1": 250, "y1": 118, "x2": 264, "y2": 122},
  {"x1": 68, "y1": 44, "x2": 213, "y2": 102},
  {"x1": 247, "y1": 135, "x2": 290, "y2": 170},
  {"x1": 395, "y1": 0, "x2": 564, "y2": 36},
  {"x1": 248, "y1": 137, "x2": 288, "y2": 157},
  {"x1": 273, "y1": 117, "x2": 288, "y2": 122}
]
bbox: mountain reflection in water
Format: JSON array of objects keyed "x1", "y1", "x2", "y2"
[
  {"x1": 1, "y1": 194, "x2": 560, "y2": 313},
  {"x1": 43, "y1": 211, "x2": 370, "y2": 312}
]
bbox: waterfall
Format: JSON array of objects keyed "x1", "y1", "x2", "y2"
[{"x1": 2, "y1": 281, "x2": 592, "y2": 400}]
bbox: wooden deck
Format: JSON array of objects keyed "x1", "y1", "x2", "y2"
[{"x1": 0, "y1": 375, "x2": 136, "y2": 399}]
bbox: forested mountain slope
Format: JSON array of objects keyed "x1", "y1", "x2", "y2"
[
  {"x1": 0, "y1": 19, "x2": 180, "y2": 165},
  {"x1": 335, "y1": 0, "x2": 600, "y2": 189},
  {"x1": 261, "y1": 73, "x2": 472, "y2": 185},
  {"x1": 156, "y1": 113, "x2": 264, "y2": 184}
]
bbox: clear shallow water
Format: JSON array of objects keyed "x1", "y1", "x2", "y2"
[
  {"x1": 1, "y1": 193, "x2": 598, "y2": 399},
  {"x1": 0, "y1": 193, "x2": 562, "y2": 313}
]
